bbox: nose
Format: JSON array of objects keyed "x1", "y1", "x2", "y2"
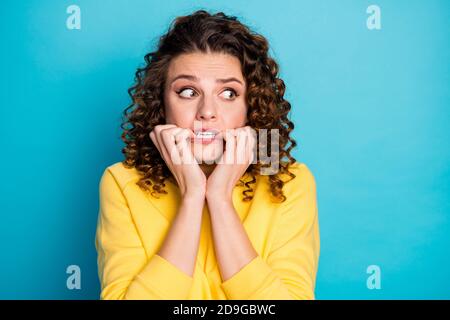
[{"x1": 195, "y1": 96, "x2": 217, "y2": 121}]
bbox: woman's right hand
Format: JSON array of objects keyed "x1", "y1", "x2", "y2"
[{"x1": 149, "y1": 124, "x2": 207, "y2": 199}]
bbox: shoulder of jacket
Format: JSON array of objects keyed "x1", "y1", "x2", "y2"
[
  {"x1": 102, "y1": 161, "x2": 142, "y2": 191},
  {"x1": 281, "y1": 161, "x2": 317, "y2": 196}
]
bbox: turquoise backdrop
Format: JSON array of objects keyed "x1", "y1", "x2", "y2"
[{"x1": 1, "y1": 0, "x2": 449, "y2": 299}]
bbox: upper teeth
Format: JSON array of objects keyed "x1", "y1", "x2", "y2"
[{"x1": 196, "y1": 131, "x2": 216, "y2": 137}]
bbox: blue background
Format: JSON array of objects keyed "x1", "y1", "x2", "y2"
[{"x1": 1, "y1": 0, "x2": 449, "y2": 299}]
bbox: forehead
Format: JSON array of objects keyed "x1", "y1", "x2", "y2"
[{"x1": 167, "y1": 52, "x2": 244, "y2": 81}]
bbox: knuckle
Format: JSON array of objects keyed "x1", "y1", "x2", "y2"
[
  {"x1": 174, "y1": 134, "x2": 184, "y2": 143},
  {"x1": 154, "y1": 126, "x2": 163, "y2": 135},
  {"x1": 160, "y1": 129, "x2": 171, "y2": 138}
]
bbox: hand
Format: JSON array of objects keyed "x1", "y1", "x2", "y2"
[
  {"x1": 150, "y1": 124, "x2": 207, "y2": 199},
  {"x1": 205, "y1": 126, "x2": 257, "y2": 201}
]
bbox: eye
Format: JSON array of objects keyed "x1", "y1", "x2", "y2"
[
  {"x1": 221, "y1": 88, "x2": 239, "y2": 100},
  {"x1": 176, "y1": 87, "x2": 197, "y2": 99}
]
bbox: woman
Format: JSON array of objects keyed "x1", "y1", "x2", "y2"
[{"x1": 95, "y1": 9, "x2": 320, "y2": 300}]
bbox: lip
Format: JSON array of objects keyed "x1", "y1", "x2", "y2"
[
  {"x1": 190, "y1": 129, "x2": 223, "y2": 145},
  {"x1": 191, "y1": 138, "x2": 218, "y2": 145},
  {"x1": 193, "y1": 127, "x2": 221, "y2": 134}
]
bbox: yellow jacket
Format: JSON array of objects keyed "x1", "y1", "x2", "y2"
[{"x1": 95, "y1": 161, "x2": 320, "y2": 300}]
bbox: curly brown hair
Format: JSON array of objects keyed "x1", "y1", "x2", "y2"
[{"x1": 120, "y1": 9, "x2": 298, "y2": 203}]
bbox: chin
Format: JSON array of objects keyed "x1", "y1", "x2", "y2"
[{"x1": 191, "y1": 140, "x2": 225, "y2": 165}]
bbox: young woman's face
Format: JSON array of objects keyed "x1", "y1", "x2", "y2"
[{"x1": 163, "y1": 51, "x2": 248, "y2": 164}]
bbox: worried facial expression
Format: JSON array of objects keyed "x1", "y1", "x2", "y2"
[{"x1": 163, "y1": 51, "x2": 248, "y2": 164}]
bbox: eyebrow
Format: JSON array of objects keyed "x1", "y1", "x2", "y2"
[{"x1": 169, "y1": 74, "x2": 244, "y2": 86}]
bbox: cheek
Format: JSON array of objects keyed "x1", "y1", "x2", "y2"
[
  {"x1": 164, "y1": 99, "x2": 195, "y2": 125},
  {"x1": 223, "y1": 104, "x2": 248, "y2": 127}
]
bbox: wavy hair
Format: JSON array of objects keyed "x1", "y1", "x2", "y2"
[{"x1": 121, "y1": 9, "x2": 298, "y2": 203}]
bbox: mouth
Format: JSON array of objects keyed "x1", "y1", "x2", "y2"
[{"x1": 191, "y1": 130, "x2": 222, "y2": 145}]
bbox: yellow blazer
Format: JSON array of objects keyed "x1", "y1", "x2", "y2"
[{"x1": 95, "y1": 161, "x2": 320, "y2": 299}]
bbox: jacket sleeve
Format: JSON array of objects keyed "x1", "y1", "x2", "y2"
[
  {"x1": 220, "y1": 164, "x2": 320, "y2": 300},
  {"x1": 95, "y1": 168, "x2": 193, "y2": 300}
]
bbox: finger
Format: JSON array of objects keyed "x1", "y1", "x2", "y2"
[
  {"x1": 151, "y1": 128, "x2": 179, "y2": 176},
  {"x1": 222, "y1": 128, "x2": 234, "y2": 142},
  {"x1": 236, "y1": 130, "x2": 247, "y2": 165},
  {"x1": 153, "y1": 124, "x2": 177, "y2": 154},
  {"x1": 245, "y1": 127, "x2": 257, "y2": 165},
  {"x1": 169, "y1": 129, "x2": 184, "y2": 166},
  {"x1": 175, "y1": 129, "x2": 196, "y2": 165},
  {"x1": 223, "y1": 129, "x2": 237, "y2": 164},
  {"x1": 161, "y1": 127, "x2": 183, "y2": 165}
]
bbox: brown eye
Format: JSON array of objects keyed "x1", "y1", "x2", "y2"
[
  {"x1": 176, "y1": 88, "x2": 197, "y2": 98},
  {"x1": 221, "y1": 88, "x2": 238, "y2": 100}
]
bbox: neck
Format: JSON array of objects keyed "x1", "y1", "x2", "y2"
[{"x1": 199, "y1": 163, "x2": 216, "y2": 179}]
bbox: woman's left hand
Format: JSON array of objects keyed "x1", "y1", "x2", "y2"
[{"x1": 206, "y1": 126, "x2": 257, "y2": 201}]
